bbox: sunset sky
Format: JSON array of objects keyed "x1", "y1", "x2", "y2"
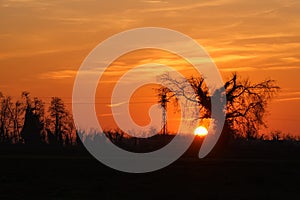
[{"x1": 1, "y1": 0, "x2": 300, "y2": 135}]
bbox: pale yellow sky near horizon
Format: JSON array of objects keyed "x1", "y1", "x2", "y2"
[{"x1": 0, "y1": 0, "x2": 300, "y2": 135}]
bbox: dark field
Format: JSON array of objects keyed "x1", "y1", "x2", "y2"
[{"x1": 1, "y1": 141, "x2": 300, "y2": 200}]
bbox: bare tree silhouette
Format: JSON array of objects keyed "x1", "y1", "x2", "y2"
[
  {"x1": 0, "y1": 91, "x2": 78, "y2": 146},
  {"x1": 10, "y1": 100, "x2": 24, "y2": 143},
  {"x1": 48, "y1": 97, "x2": 74, "y2": 146},
  {"x1": 0, "y1": 94, "x2": 13, "y2": 143},
  {"x1": 159, "y1": 72, "x2": 279, "y2": 139}
]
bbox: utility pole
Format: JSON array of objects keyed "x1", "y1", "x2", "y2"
[{"x1": 158, "y1": 87, "x2": 170, "y2": 135}]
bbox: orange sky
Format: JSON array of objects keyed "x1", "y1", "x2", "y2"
[{"x1": 0, "y1": 0, "x2": 300, "y2": 135}]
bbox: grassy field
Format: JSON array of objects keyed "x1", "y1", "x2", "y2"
[{"x1": 0, "y1": 141, "x2": 300, "y2": 200}]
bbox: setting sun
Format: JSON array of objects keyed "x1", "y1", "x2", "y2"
[{"x1": 194, "y1": 126, "x2": 208, "y2": 137}]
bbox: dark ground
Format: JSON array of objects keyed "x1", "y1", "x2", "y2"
[{"x1": 0, "y1": 140, "x2": 300, "y2": 200}]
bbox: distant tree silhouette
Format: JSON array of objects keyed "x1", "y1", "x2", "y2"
[
  {"x1": 0, "y1": 91, "x2": 78, "y2": 146},
  {"x1": 159, "y1": 72, "x2": 279, "y2": 139},
  {"x1": 63, "y1": 113, "x2": 76, "y2": 145},
  {"x1": 48, "y1": 97, "x2": 74, "y2": 146},
  {"x1": 10, "y1": 100, "x2": 24, "y2": 143},
  {"x1": 104, "y1": 129, "x2": 124, "y2": 144},
  {"x1": 0, "y1": 93, "x2": 13, "y2": 143},
  {"x1": 20, "y1": 92, "x2": 46, "y2": 145},
  {"x1": 271, "y1": 130, "x2": 282, "y2": 141}
]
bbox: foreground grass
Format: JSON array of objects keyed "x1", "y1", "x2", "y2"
[{"x1": 0, "y1": 140, "x2": 300, "y2": 200}]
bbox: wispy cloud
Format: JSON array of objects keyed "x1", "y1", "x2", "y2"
[
  {"x1": 136, "y1": 0, "x2": 233, "y2": 13},
  {"x1": 39, "y1": 70, "x2": 77, "y2": 80},
  {"x1": 275, "y1": 89, "x2": 300, "y2": 102},
  {"x1": 142, "y1": 0, "x2": 168, "y2": 4},
  {"x1": 280, "y1": 57, "x2": 300, "y2": 63},
  {"x1": 1, "y1": 0, "x2": 52, "y2": 8},
  {"x1": 213, "y1": 55, "x2": 257, "y2": 63},
  {"x1": 98, "y1": 113, "x2": 115, "y2": 117},
  {"x1": 219, "y1": 67, "x2": 256, "y2": 72},
  {"x1": 107, "y1": 101, "x2": 128, "y2": 108},
  {"x1": 0, "y1": 45, "x2": 90, "y2": 61},
  {"x1": 220, "y1": 66, "x2": 300, "y2": 72},
  {"x1": 275, "y1": 97, "x2": 300, "y2": 102}
]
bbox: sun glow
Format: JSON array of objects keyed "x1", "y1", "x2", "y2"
[{"x1": 194, "y1": 126, "x2": 208, "y2": 136}]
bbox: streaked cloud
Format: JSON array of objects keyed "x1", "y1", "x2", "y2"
[
  {"x1": 0, "y1": 47, "x2": 84, "y2": 60},
  {"x1": 107, "y1": 101, "x2": 128, "y2": 108},
  {"x1": 98, "y1": 113, "x2": 115, "y2": 117},
  {"x1": 213, "y1": 55, "x2": 257, "y2": 63},
  {"x1": 275, "y1": 97, "x2": 300, "y2": 102},
  {"x1": 1, "y1": 0, "x2": 52, "y2": 8},
  {"x1": 39, "y1": 70, "x2": 77, "y2": 80},
  {"x1": 275, "y1": 90, "x2": 300, "y2": 102},
  {"x1": 142, "y1": 0, "x2": 168, "y2": 4},
  {"x1": 139, "y1": 0, "x2": 232, "y2": 12},
  {"x1": 220, "y1": 66, "x2": 300, "y2": 72}
]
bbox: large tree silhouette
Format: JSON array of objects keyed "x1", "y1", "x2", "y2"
[{"x1": 159, "y1": 73, "x2": 279, "y2": 139}]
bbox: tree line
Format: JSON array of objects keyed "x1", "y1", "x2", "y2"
[
  {"x1": 0, "y1": 91, "x2": 77, "y2": 146},
  {"x1": 0, "y1": 73, "x2": 298, "y2": 147}
]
